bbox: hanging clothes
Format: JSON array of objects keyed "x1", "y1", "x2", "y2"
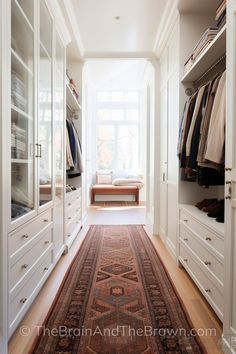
[
  {"x1": 204, "y1": 71, "x2": 226, "y2": 164},
  {"x1": 66, "y1": 118, "x2": 84, "y2": 178},
  {"x1": 178, "y1": 70, "x2": 225, "y2": 186}
]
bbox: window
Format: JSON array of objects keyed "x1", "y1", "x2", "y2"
[{"x1": 95, "y1": 90, "x2": 140, "y2": 172}]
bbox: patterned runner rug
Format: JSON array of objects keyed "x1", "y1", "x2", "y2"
[{"x1": 33, "y1": 226, "x2": 205, "y2": 354}]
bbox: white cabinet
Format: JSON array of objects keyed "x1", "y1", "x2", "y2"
[
  {"x1": 179, "y1": 204, "x2": 224, "y2": 320},
  {"x1": 222, "y1": 0, "x2": 236, "y2": 352},
  {"x1": 0, "y1": 0, "x2": 70, "y2": 339},
  {"x1": 64, "y1": 188, "x2": 82, "y2": 249}
]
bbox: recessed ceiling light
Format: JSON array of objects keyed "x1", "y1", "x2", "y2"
[{"x1": 114, "y1": 16, "x2": 120, "y2": 20}]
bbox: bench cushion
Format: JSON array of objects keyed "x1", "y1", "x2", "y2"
[{"x1": 92, "y1": 184, "x2": 138, "y2": 190}]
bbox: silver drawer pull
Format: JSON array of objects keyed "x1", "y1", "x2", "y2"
[
  {"x1": 44, "y1": 267, "x2": 49, "y2": 271},
  {"x1": 184, "y1": 258, "x2": 188, "y2": 262},
  {"x1": 205, "y1": 289, "x2": 211, "y2": 293},
  {"x1": 204, "y1": 261, "x2": 211, "y2": 266},
  {"x1": 20, "y1": 298, "x2": 27, "y2": 304},
  {"x1": 43, "y1": 219, "x2": 49, "y2": 222},
  {"x1": 68, "y1": 217, "x2": 72, "y2": 220},
  {"x1": 22, "y1": 234, "x2": 29, "y2": 239},
  {"x1": 44, "y1": 240, "x2": 50, "y2": 244},
  {"x1": 205, "y1": 237, "x2": 212, "y2": 241},
  {"x1": 183, "y1": 238, "x2": 188, "y2": 241},
  {"x1": 21, "y1": 264, "x2": 28, "y2": 269}
]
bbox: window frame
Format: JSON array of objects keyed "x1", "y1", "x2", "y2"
[{"x1": 94, "y1": 90, "x2": 141, "y2": 172}]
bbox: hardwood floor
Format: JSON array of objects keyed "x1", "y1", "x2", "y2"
[{"x1": 9, "y1": 206, "x2": 223, "y2": 354}]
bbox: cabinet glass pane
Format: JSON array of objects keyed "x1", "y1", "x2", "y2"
[
  {"x1": 39, "y1": 44, "x2": 52, "y2": 206},
  {"x1": 40, "y1": 1, "x2": 52, "y2": 58},
  {"x1": 55, "y1": 35, "x2": 64, "y2": 199},
  {"x1": 11, "y1": 0, "x2": 34, "y2": 71},
  {"x1": 11, "y1": 0, "x2": 35, "y2": 221},
  {"x1": 16, "y1": 0, "x2": 34, "y2": 26}
]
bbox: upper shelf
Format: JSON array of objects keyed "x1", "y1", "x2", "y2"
[
  {"x1": 66, "y1": 83, "x2": 81, "y2": 111},
  {"x1": 181, "y1": 25, "x2": 226, "y2": 83}
]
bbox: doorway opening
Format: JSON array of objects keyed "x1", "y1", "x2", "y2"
[{"x1": 83, "y1": 59, "x2": 155, "y2": 224}]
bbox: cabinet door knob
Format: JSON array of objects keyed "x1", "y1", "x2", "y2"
[
  {"x1": 68, "y1": 203, "x2": 71, "y2": 206},
  {"x1": 184, "y1": 219, "x2": 188, "y2": 223},
  {"x1": 44, "y1": 240, "x2": 50, "y2": 244},
  {"x1": 20, "y1": 298, "x2": 27, "y2": 304},
  {"x1": 184, "y1": 258, "x2": 188, "y2": 262},
  {"x1": 204, "y1": 261, "x2": 211, "y2": 266},
  {"x1": 68, "y1": 217, "x2": 72, "y2": 220},
  {"x1": 43, "y1": 219, "x2": 49, "y2": 222},
  {"x1": 183, "y1": 238, "x2": 188, "y2": 241},
  {"x1": 22, "y1": 234, "x2": 29, "y2": 239},
  {"x1": 68, "y1": 233, "x2": 71, "y2": 237},
  {"x1": 44, "y1": 267, "x2": 49, "y2": 271},
  {"x1": 205, "y1": 237, "x2": 211, "y2": 241},
  {"x1": 21, "y1": 264, "x2": 28, "y2": 269},
  {"x1": 205, "y1": 289, "x2": 211, "y2": 293}
]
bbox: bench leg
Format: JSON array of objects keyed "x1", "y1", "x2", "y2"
[
  {"x1": 136, "y1": 190, "x2": 139, "y2": 205},
  {"x1": 91, "y1": 190, "x2": 95, "y2": 204}
]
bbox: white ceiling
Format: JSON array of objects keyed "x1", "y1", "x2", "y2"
[
  {"x1": 86, "y1": 60, "x2": 149, "y2": 89},
  {"x1": 66, "y1": 0, "x2": 167, "y2": 58}
]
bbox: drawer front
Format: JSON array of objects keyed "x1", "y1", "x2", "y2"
[
  {"x1": 65, "y1": 190, "x2": 81, "y2": 207},
  {"x1": 66, "y1": 206, "x2": 81, "y2": 227},
  {"x1": 66, "y1": 212, "x2": 82, "y2": 239},
  {"x1": 9, "y1": 209, "x2": 52, "y2": 257},
  {"x1": 180, "y1": 224, "x2": 224, "y2": 284},
  {"x1": 180, "y1": 209, "x2": 224, "y2": 256},
  {"x1": 9, "y1": 228, "x2": 53, "y2": 293},
  {"x1": 66, "y1": 199, "x2": 81, "y2": 222},
  {"x1": 9, "y1": 250, "x2": 53, "y2": 330},
  {"x1": 179, "y1": 244, "x2": 223, "y2": 318}
]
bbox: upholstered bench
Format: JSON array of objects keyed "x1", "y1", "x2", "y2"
[{"x1": 91, "y1": 184, "x2": 139, "y2": 204}]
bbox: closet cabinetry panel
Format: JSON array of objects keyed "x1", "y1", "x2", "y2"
[{"x1": 4, "y1": 0, "x2": 69, "y2": 338}]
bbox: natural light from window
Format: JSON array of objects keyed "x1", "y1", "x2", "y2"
[{"x1": 95, "y1": 90, "x2": 140, "y2": 173}]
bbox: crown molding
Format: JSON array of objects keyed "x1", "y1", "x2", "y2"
[
  {"x1": 45, "y1": 0, "x2": 71, "y2": 46},
  {"x1": 62, "y1": 0, "x2": 85, "y2": 58},
  {"x1": 152, "y1": 0, "x2": 179, "y2": 58}
]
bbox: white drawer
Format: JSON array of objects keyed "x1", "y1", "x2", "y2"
[
  {"x1": 9, "y1": 250, "x2": 53, "y2": 331},
  {"x1": 65, "y1": 189, "x2": 81, "y2": 207},
  {"x1": 66, "y1": 202, "x2": 81, "y2": 224},
  {"x1": 179, "y1": 244, "x2": 223, "y2": 319},
  {"x1": 180, "y1": 224, "x2": 224, "y2": 285},
  {"x1": 9, "y1": 228, "x2": 53, "y2": 294},
  {"x1": 66, "y1": 212, "x2": 82, "y2": 239},
  {"x1": 9, "y1": 209, "x2": 52, "y2": 258},
  {"x1": 180, "y1": 209, "x2": 224, "y2": 256}
]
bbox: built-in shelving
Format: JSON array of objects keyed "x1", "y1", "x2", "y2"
[
  {"x1": 179, "y1": 203, "x2": 224, "y2": 237},
  {"x1": 11, "y1": 105, "x2": 33, "y2": 121},
  {"x1": 66, "y1": 83, "x2": 81, "y2": 111},
  {"x1": 11, "y1": 159, "x2": 33, "y2": 164},
  {"x1": 181, "y1": 25, "x2": 226, "y2": 83}
]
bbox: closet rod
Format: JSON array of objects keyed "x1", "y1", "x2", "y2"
[{"x1": 194, "y1": 54, "x2": 226, "y2": 88}]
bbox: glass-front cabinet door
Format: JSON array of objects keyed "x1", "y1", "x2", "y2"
[
  {"x1": 38, "y1": 0, "x2": 53, "y2": 206},
  {"x1": 11, "y1": 0, "x2": 35, "y2": 222}
]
